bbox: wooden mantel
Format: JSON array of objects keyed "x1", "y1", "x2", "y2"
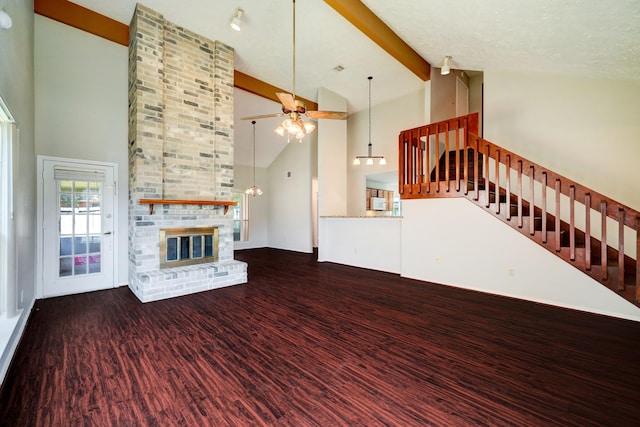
[{"x1": 139, "y1": 199, "x2": 237, "y2": 215}]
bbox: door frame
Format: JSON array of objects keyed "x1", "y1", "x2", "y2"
[{"x1": 36, "y1": 156, "x2": 119, "y2": 299}]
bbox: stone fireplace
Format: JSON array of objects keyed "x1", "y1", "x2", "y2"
[{"x1": 127, "y1": 4, "x2": 247, "y2": 302}]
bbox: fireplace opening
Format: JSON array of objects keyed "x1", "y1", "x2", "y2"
[{"x1": 159, "y1": 227, "x2": 219, "y2": 268}]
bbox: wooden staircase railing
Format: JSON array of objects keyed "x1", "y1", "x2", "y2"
[{"x1": 399, "y1": 113, "x2": 640, "y2": 307}]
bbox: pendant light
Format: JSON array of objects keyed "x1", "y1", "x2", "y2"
[
  {"x1": 353, "y1": 76, "x2": 386, "y2": 166},
  {"x1": 245, "y1": 121, "x2": 263, "y2": 196}
]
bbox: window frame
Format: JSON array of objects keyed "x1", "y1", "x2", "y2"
[
  {"x1": 0, "y1": 95, "x2": 16, "y2": 317},
  {"x1": 232, "y1": 191, "x2": 250, "y2": 242}
]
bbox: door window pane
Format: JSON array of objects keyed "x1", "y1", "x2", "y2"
[
  {"x1": 74, "y1": 236, "x2": 87, "y2": 254},
  {"x1": 89, "y1": 254, "x2": 101, "y2": 273},
  {"x1": 59, "y1": 258, "x2": 73, "y2": 277},
  {"x1": 74, "y1": 255, "x2": 87, "y2": 275},
  {"x1": 60, "y1": 237, "x2": 72, "y2": 256},
  {"x1": 57, "y1": 178, "x2": 103, "y2": 278},
  {"x1": 88, "y1": 236, "x2": 100, "y2": 253}
]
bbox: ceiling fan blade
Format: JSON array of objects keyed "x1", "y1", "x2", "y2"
[
  {"x1": 276, "y1": 92, "x2": 296, "y2": 111},
  {"x1": 241, "y1": 113, "x2": 284, "y2": 120},
  {"x1": 305, "y1": 110, "x2": 349, "y2": 120}
]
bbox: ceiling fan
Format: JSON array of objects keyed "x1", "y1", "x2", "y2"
[{"x1": 242, "y1": 0, "x2": 348, "y2": 140}]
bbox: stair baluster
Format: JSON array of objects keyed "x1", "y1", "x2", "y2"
[
  {"x1": 618, "y1": 209, "x2": 625, "y2": 291},
  {"x1": 570, "y1": 186, "x2": 576, "y2": 261},
  {"x1": 530, "y1": 166, "x2": 535, "y2": 236},
  {"x1": 585, "y1": 194, "x2": 591, "y2": 270},
  {"x1": 555, "y1": 180, "x2": 561, "y2": 252},
  {"x1": 541, "y1": 172, "x2": 548, "y2": 243},
  {"x1": 601, "y1": 201, "x2": 608, "y2": 280},
  {"x1": 517, "y1": 161, "x2": 523, "y2": 228}
]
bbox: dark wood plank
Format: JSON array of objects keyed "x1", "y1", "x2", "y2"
[{"x1": 2, "y1": 248, "x2": 639, "y2": 426}]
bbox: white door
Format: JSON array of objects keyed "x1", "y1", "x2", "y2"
[{"x1": 41, "y1": 159, "x2": 116, "y2": 297}]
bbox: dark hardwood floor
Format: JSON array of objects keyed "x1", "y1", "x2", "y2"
[{"x1": 1, "y1": 248, "x2": 639, "y2": 426}]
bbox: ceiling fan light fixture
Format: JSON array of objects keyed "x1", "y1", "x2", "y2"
[
  {"x1": 241, "y1": 0, "x2": 346, "y2": 141},
  {"x1": 284, "y1": 119, "x2": 301, "y2": 135},
  {"x1": 303, "y1": 121, "x2": 316, "y2": 133},
  {"x1": 441, "y1": 56, "x2": 452, "y2": 75},
  {"x1": 229, "y1": 8, "x2": 243, "y2": 31}
]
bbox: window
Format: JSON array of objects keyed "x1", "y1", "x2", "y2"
[
  {"x1": 232, "y1": 192, "x2": 249, "y2": 241},
  {"x1": 0, "y1": 96, "x2": 16, "y2": 317}
]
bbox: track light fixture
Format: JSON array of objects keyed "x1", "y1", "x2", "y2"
[
  {"x1": 229, "y1": 8, "x2": 244, "y2": 31},
  {"x1": 441, "y1": 56, "x2": 452, "y2": 75}
]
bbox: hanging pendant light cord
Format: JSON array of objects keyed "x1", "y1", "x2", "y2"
[
  {"x1": 252, "y1": 120, "x2": 257, "y2": 187},
  {"x1": 368, "y1": 76, "x2": 373, "y2": 157},
  {"x1": 292, "y1": 0, "x2": 296, "y2": 101}
]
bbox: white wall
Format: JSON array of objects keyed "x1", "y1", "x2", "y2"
[
  {"x1": 0, "y1": 0, "x2": 36, "y2": 384},
  {"x1": 233, "y1": 164, "x2": 268, "y2": 249},
  {"x1": 347, "y1": 88, "x2": 426, "y2": 216},
  {"x1": 317, "y1": 87, "x2": 347, "y2": 216},
  {"x1": 318, "y1": 217, "x2": 401, "y2": 273},
  {"x1": 484, "y1": 71, "x2": 640, "y2": 211},
  {"x1": 402, "y1": 198, "x2": 640, "y2": 321},
  {"x1": 267, "y1": 135, "x2": 314, "y2": 253},
  {"x1": 34, "y1": 16, "x2": 129, "y2": 285}
]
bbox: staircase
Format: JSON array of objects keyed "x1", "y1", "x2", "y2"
[{"x1": 399, "y1": 113, "x2": 640, "y2": 307}]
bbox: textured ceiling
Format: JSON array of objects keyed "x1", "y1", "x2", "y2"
[{"x1": 69, "y1": 0, "x2": 640, "y2": 167}]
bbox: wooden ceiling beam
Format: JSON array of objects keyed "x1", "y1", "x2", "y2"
[
  {"x1": 34, "y1": 0, "x2": 129, "y2": 46},
  {"x1": 324, "y1": 0, "x2": 431, "y2": 81},
  {"x1": 33, "y1": 0, "x2": 316, "y2": 109},
  {"x1": 234, "y1": 71, "x2": 318, "y2": 111}
]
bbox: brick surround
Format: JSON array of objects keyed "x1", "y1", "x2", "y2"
[{"x1": 128, "y1": 4, "x2": 246, "y2": 302}]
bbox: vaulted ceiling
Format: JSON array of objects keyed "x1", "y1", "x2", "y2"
[{"x1": 66, "y1": 0, "x2": 640, "y2": 167}]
